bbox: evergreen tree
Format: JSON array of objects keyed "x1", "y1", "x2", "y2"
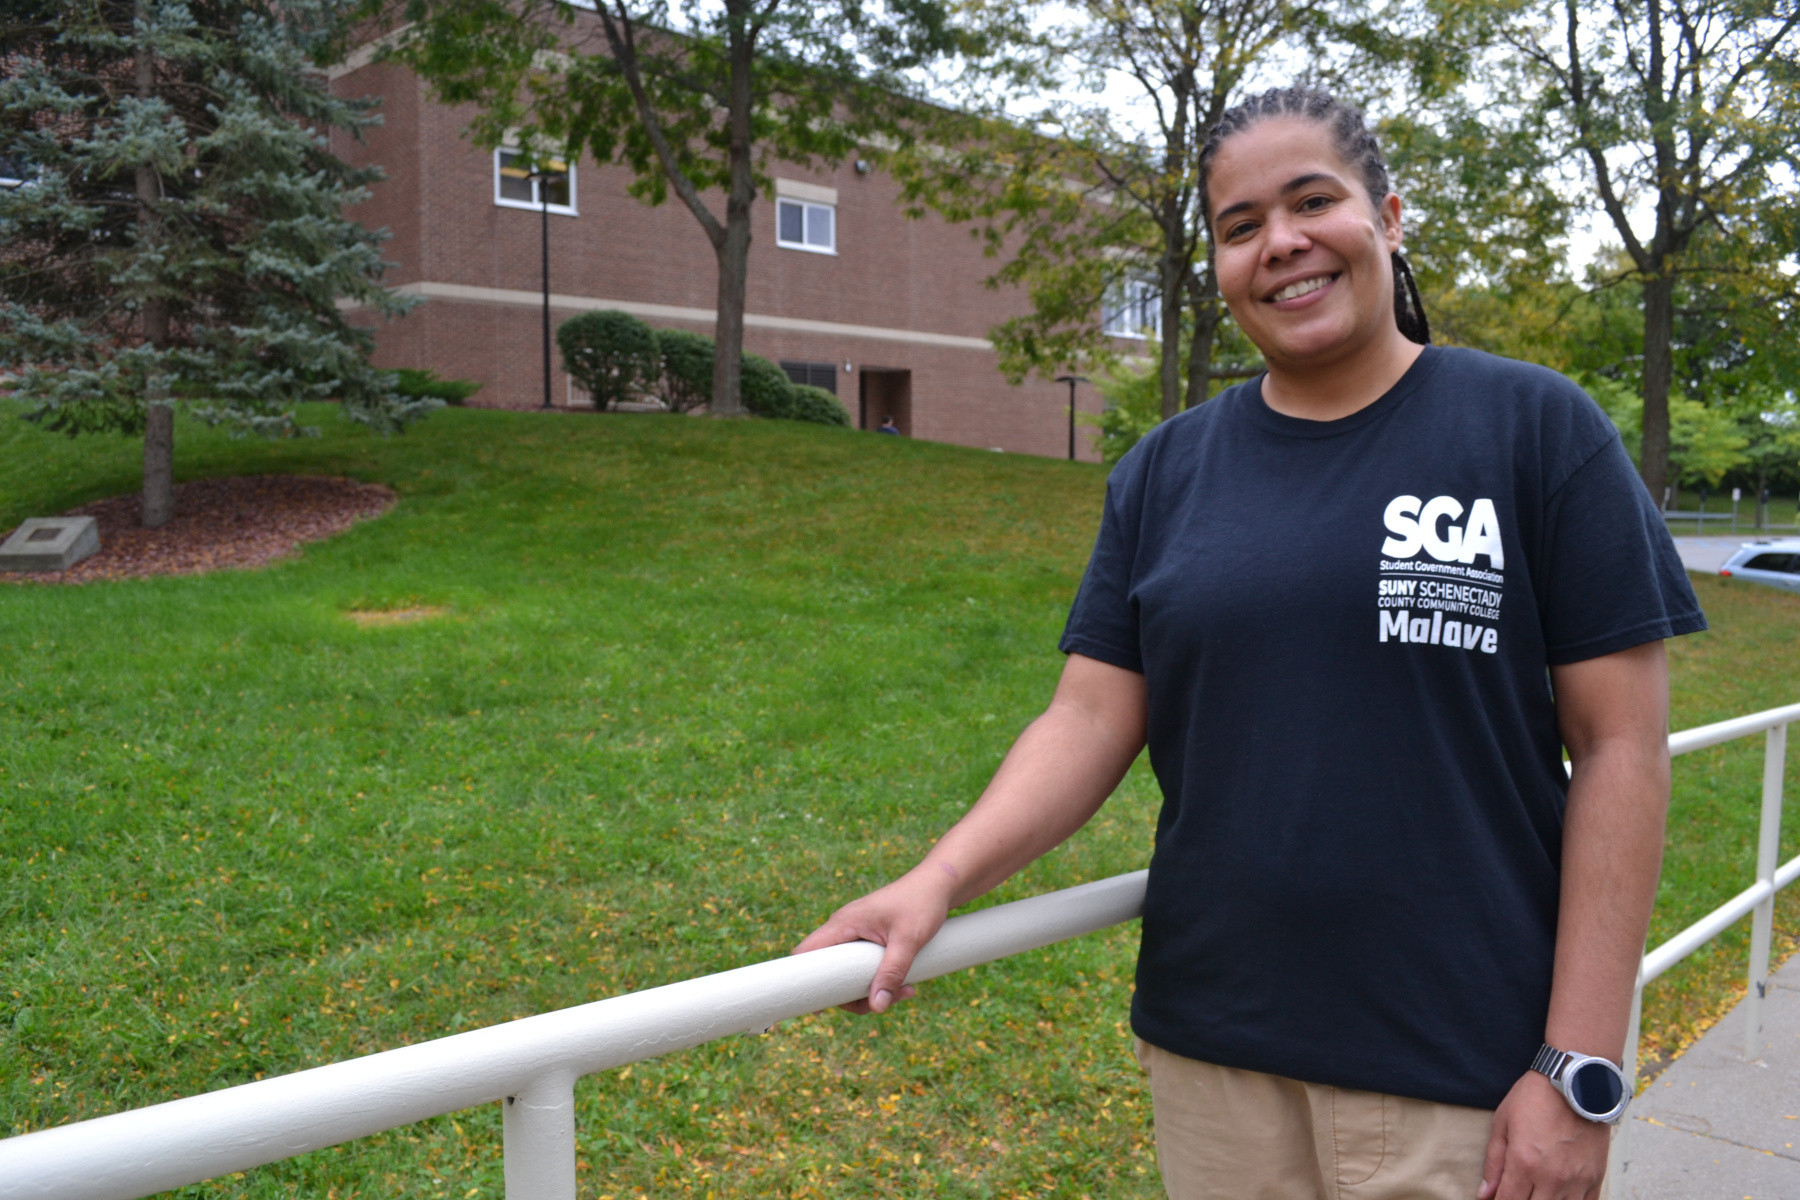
[{"x1": 0, "y1": 0, "x2": 429, "y2": 527}]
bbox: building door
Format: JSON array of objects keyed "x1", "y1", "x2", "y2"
[{"x1": 859, "y1": 369, "x2": 912, "y2": 435}]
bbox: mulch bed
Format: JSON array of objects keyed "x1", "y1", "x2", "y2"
[{"x1": 0, "y1": 475, "x2": 396, "y2": 585}]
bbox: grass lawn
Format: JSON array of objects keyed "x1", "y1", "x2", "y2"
[{"x1": 2, "y1": 403, "x2": 1797, "y2": 1199}]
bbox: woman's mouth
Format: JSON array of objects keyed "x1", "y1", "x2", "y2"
[{"x1": 1266, "y1": 274, "x2": 1338, "y2": 303}]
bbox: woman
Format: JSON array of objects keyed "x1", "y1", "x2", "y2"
[{"x1": 796, "y1": 87, "x2": 1704, "y2": 1200}]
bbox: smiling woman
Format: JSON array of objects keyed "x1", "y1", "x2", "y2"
[
  {"x1": 794, "y1": 85, "x2": 1707, "y2": 1200},
  {"x1": 1197, "y1": 93, "x2": 1431, "y2": 420}
]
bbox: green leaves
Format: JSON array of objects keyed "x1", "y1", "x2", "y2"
[
  {"x1": 557, "y1": 309, "x2": 663, "y2": 410},
  {"x1": 0, "y1": 0, "x2": 428, "y2": 441},
  {"x1": 1394, "y1": 0, "x2": 1800, "y2": 493}
]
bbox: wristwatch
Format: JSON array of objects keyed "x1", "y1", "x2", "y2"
[{"x1": 1530, "y1": 1043, "x2": 1630, "y2": 1124}]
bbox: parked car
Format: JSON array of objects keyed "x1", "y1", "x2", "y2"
[{"x1": 1718, "y1": 539, "x2": 1800, "y2": 594}]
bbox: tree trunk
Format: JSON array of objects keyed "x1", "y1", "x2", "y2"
[
  {"x1": 1639, "y1": 267, "x2": 1675, "y2": 503},
  {"x1": 708, "y1": 6, "x2": 755, "y2": 418},
  {"x1": 135, "y1": 0, "x2": 173, "y2": 527},
  {"x1": 1183, "y1": 266, "x2": 1220, "y2": 412},
  {"x1": 710, "y1": 218, "x2": 750, "y2": 418},
  {"x1": 1755, "y1": 463, "x2": 1767, "y2": 531},
  {"x1": 143, "y1": 394, "x2": 174, "y2": 526},
  {"x1": 1157, "y1": 253, "x2": 1184, "y2": 422}
]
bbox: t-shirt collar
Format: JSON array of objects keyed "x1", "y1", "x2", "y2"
[{"x1": 1242, "y1": 345, "x2": 1444, "y2": 440}]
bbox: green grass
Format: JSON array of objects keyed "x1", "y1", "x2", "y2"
[{"x1": 1, "y1": 404, "x2": 1797, "y2": 1199}]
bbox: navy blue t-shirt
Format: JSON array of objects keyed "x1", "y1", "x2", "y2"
[{"x1": 1059, "y1": 346, "x2": 1705, "y2": 1110}]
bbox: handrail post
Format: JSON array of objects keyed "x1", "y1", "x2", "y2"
[
  {"x1": 503, "y1": 1072, "x2": 577, "y2": 1200},
  {"x1": 1744, "y1": 722, "x2": 1788, "y2": 1062},
  {"x1": 1608, "y1": 975, "x2": 1643, "y2": 1186}
]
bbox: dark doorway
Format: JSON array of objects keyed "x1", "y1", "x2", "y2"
[{"x1": 859, "y1": 369, "x2": 912, "y2": 435}]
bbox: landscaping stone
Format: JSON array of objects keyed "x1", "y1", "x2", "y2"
[{"x1": 0, "y1": 517, "x2": 100, "y2": 572}]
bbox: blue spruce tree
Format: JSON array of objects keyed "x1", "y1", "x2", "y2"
[{"x1": 0, "y1": 0, "x2": 429, "y2": 526}]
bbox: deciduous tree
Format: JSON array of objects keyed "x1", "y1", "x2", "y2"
[
  {"x1": 1469, "y1": 0, "x2": 1800, "y2": 499},
  {"x1": 381, "y1": 0, "x2": 971, "y2": 417},
  {"x1": 895, "y1": 0, "x2": 1308, "y2": 419}
]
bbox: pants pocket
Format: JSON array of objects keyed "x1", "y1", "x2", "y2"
[{"x1": 1330, "y1": 1088, "x2": 1388, "y2": 1190}]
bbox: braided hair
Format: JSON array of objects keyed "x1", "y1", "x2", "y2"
[{"x1": 1198, "y1": 87, "x2": 1430, "y2": 346}]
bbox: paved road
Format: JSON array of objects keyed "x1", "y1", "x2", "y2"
[
  {"x1": 1613, "y1": 953, "x2": 1800, "y2": 1198},
  {"x1": 1669, "y1": 536, "x2": 1757, "y2": 575}
]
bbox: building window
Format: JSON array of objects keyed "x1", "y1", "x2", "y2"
[
  {"x1": 1103, "y1": 278, "x2": 1160, "y2": 339},
  {"x1": 776, "y1": 198, "x2": 835, "y2": 253},
  {"x1": 780, "y1": 360, "x2": 837, "y2": 394},
  {"x1": 494, "y1": 149, "x2": 576, "y2": 215}
]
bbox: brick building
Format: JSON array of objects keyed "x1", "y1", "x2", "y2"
[{"x1": 326, "y1": 56, "x2": 1139, "y2": 461}]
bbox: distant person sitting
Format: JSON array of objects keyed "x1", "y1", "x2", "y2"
[{"x1": 877, "y1": 416, "x2": 902, "y2": 436}]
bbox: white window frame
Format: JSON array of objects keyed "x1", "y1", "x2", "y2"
[
  {"x1": 494, "y1": 148, "x2": 577, "y2": 216},
  {"x1": 775, "y1": 196, "x2": 836, "y2": 255},
  {"x1": 1103, "y1": 277, "x2": 1161, "y2": 340},
  {"x1": 774, "y1": 178, "x2": 838, "y2": 255}
]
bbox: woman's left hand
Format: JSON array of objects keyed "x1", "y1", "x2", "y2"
[{"x1": 1477, "y1": 1071, "x2": 1609, "y2": 1200}]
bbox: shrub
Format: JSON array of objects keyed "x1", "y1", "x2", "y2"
[
  {"x1": 643, "y1": 340, "x2": 849, "y2": 425},
  {"x1": 557, "y1": 310, "x2": 660, "y2": 409},
  {"x1": 1086, "y1": 354, "x2": 1162, "y2": 466},
  {"x1": 740, "y1": 353, "x2": 798, "y2": 420},
  {"x1": 392, "y1": 368, "x2": 481, "y2": 407},
  {"x1": 790, "y1": 384, "x2": 851, "y2": 427},
  {"x1": 656, "y1": 329, "x2": 714, "y2": 413}
]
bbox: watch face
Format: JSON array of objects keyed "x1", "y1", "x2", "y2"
[{"x1": 1569, "y1": 1059, "x2": 1624, "y2": 1116}]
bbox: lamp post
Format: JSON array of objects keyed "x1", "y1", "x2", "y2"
[
  {"x1": 1054, "y1": 375, "x2": 1087, "y2": 462},
  {"x1": 526, "y1": 166, "x2": 565, "y2": 410}
]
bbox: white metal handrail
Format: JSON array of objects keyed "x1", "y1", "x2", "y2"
[
  {"x1": 1609, "y1": 701, "x2": 1798, "y2": 1183},
  {"x1": 0, "y1": 872, "x2": 1147, "y2": 1200},
  {"x1": 1, "y1": 703, "x2": 1794, "y2": 1200}
]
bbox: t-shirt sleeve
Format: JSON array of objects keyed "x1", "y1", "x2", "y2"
[
  {"x1": 1536, "y1": 434, "x2": 1707, "y2": 665},
  {"x1": 1059, "y1": 464, "x2": 1147, "y2": 674}
]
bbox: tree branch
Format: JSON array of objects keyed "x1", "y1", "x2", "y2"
[
  {"x1": 1564, "y1": 0, "x2": 1650, "y2": 268},
  {"x1": 593, "y1": 1, "x2": 724, "y2": 248}
]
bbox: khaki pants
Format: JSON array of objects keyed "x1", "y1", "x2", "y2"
[{"x1": 1136, "y1": 1038, "x2": 1495, "y2": 1200}]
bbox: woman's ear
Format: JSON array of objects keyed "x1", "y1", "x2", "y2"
[{"x1": 1381, "y1": 192, "x2": 1405, "y2": 252}]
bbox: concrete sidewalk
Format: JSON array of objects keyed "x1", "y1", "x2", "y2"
[{"x1": 1613, "y1": 953, "x2": 1800, "y2": 1198}]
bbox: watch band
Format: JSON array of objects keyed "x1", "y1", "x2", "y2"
[
  {"x1": 1530, "y1": 1042, "x2": 1629, "y2": 1124},
  {"x1": 1530, "y1": 1042, "x2": 1575, "y2": 1083}
]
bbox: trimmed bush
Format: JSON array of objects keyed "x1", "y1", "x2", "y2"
[
  {"x1": 740, "y1": 353, "x2": 798, "y2": 420},
  {"x1": 655, "y1": 329, "x2": 714, "y2": 413},
  {"x1": 393, "y1": 368, "x2": 481, "y2": 407},
  {"x1": 790, "y1": 384, "x2": 851, "y2": 427},
  {"x1": 557, "y1": 310, "x2": 660, "y2": 409}
]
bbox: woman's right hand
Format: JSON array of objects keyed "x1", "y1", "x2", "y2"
[
  {"x1": 792, "y1": 862, "x2": 962, "y2": 1013},
  {"x1": 791, "y1": 656, "x2": 1148, "y2": 1015}
]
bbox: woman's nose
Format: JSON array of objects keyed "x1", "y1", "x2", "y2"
[{"x1": 1260, "y1": 213, "x2": 1312, "y2": 262}]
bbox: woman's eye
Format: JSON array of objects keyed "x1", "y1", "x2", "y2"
[
  {"x1": 1224, "y1": 220, "x2": 1256, "y2": 241},
  {"x1": 1298, "y1": 194, "x2": 1332, "y2": 212}
]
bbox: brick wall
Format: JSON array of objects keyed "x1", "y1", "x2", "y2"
[{"x1": 331, "y1": 61, "x2": 1114, "y2": 461}]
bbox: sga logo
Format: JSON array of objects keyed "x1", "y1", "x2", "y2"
[{"x1": 1381, "y1": 495, "x2": 1505, "y2": 570}]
